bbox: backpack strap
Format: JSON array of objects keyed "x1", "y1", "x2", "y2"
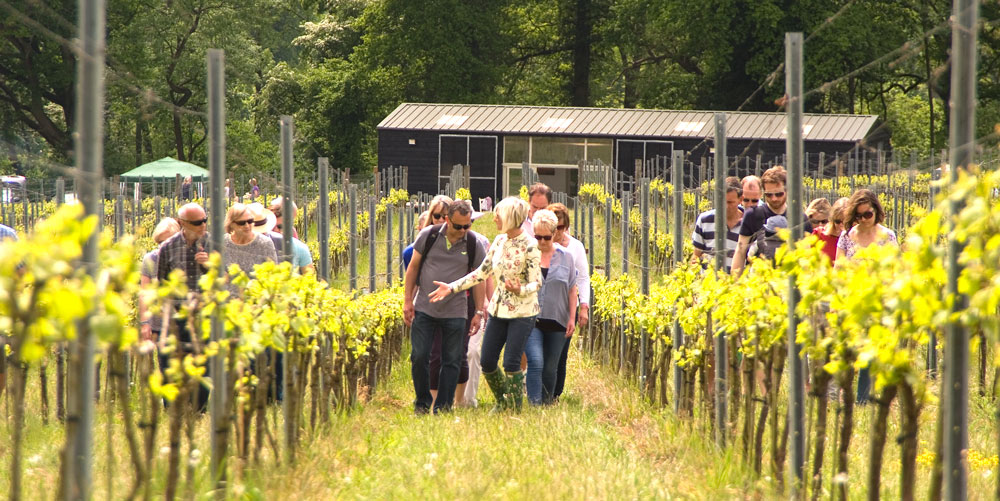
[
  {"x1": 466, "y1": 232, "x2": 477, "y2": 272},
  {"x1": 415, "y1": 224, "x2": 444, "y2": 284}
]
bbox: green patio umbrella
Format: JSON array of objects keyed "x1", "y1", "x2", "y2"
[{"x1": 119, "y1": 157, "x2": 209, "y2": 181}]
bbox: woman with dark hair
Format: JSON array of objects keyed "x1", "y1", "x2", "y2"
[
  {"x1": 835, "y1": 189, "x2": 897, "y2": 261},
  {"x1": 835, "y1": 189, "x2": 898, "y2": 405}
]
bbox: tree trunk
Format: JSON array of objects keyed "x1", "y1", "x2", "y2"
[
  {"x1": 867, "y1": 384, "x2": 898, "y2": 500},
  {"x1": 115, "y1": 349, "x2": 146, "y2": 501},
  {"x1": 810, "y1": 359, "x2": 832, "y2": 500},
  {"x1": 899, "y1": 382, "x2": 920, "y2": 501},
  {"x1": 836, "y1": 368, "x2": 856, "y2": 501},
  {"x1": 9, "y1": 361, "x2": 27, "y2": 501}
]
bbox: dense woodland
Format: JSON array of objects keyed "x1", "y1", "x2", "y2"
[{"x1": 1, "y1": 0, "x2": 999, "y2": 180}]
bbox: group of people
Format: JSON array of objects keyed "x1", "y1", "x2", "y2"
[
  {"x1": 139, "y1": 197, "x2": 314, "y2": 408},
  {"x1": 404, "y1": 183, "x2": 591, "y2": 413},
  {"x1": 691, "y1": 165, "x2": 898, "y2": 403}
]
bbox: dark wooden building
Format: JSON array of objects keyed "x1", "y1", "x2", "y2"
[{"x1": 377, "y1": 103, "x2": 881, "y2": 202}]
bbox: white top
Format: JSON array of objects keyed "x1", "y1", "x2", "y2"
[{"x1": 556, "y1": 235, "x2": 590, "y2": 306}]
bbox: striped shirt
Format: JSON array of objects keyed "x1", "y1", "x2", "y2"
[{"x1": 691, "y1": 209, "x2": 742, "y2": 271}]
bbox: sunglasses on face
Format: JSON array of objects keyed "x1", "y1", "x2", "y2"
[
  {"x1": 183, "y1": 218, "x2": 208, "y2": 226},
  {"x1": 556, "y1": 225, "x2": 567, "y2": 231},
  {"x1": 833, "y1": 219, "x2": 843, "y2": 225},
  {"x1": 236, "y1": 218, "x2": 254, "y2": 226},
  {"x1": 859, "y1": 210, "x2": 875, "y2": 220},
  {"x1": 432, "y1": 213, "x2": 446, "y2": 220},
  {"x1": 742, "y1": 198, "x2": 760, "y2": 205},
  {"x1": 810, "y1": 219, "x2": 828, "y2": 226},
  {"x1": 451, "y1": 223, "x2": 471, "y2": 230},
  {"x1": 764, "y1": 192, "x2": 785, "y2": 199},
  {"x1": 536, "y1": 235, "x2": 553, "y2": 241}
]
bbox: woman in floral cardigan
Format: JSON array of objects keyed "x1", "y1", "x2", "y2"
[{"x1": 429, "y1": 196, "x2": 542, "y2": 411}]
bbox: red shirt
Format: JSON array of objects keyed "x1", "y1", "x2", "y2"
[{"x1": 813, "y1": 228, "x2": 839, "y2": 263}]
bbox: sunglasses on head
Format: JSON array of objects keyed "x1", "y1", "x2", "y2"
[
  {"x1": 183, "y1": 218, "x2": 208, "y2": 226},
  {"x1": 536, "y1": 235, "x2": 553, "y2": 241},
  {"x1": 451, "y1": 222, "x2": 471, "y2": 230},
  {"x1": 432, "y1": 213, "x2": 447, "y2": 220},
  {"x1": 764, "y1": 191, "x2": 785, "y2": 199},
  {"x1": 859, "y1": 210, "x2": 875, "y2": 220},
  {"x1": 742, "y1": 198, "x2": 760, "y2": 205}
]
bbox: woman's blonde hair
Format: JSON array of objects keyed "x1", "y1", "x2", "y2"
[
  {"x1": 828, "y1": 197, "x2": 850, "y2": 233},
  {"x1": 494, "y1": 196, "x2": 530, "y2": 233},
  {"x1": 417, "y1": 211, "x2": 430, "y2": 231},
  {"x1": 806, "y1": 198, "x2": 831, "y2": 219},
  {"x1": 152, "y1": 217, "x2": 180, "y2": 244},
  {"x1": 225, "y1": 203, "x2": 251, "y2": 233},
  {"x1": 532, "y1": 209, "x2": 558, "y2": 235}
]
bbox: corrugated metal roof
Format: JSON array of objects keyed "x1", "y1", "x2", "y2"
[{"x1": 377, "y1": 103, "x2": 879, "y2": 142}]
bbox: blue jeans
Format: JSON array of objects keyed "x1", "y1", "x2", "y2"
[
  {"x1": 480, "y1": 316, "x2": 536, "y2": 374},
  {"x1": 410, "y1": 312, "x2": 466, "y2": 413},
  {"x1": 525, "y1": 326, "x2": 568, "y2": 404}
]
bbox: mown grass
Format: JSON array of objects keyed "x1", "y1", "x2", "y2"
[
  {"x1": 0, "y1": 345, "x2": 769, "y2": 500},
  {"x1": 238, "y1": 350, "x2": 766, "y2": 500}
]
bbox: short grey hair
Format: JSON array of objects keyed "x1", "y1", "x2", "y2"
[{"x1": 532, "y1": 209, "x2": 558, "y2": 235}]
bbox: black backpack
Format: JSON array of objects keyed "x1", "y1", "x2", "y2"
[{"x1": 416, "y1": 224, "x2": 478, "y2": 283}]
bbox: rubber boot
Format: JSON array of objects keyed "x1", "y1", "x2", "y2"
[
  {"x1": 506, "y1": 371, "x2": 525, "y2": 412},
  {"x1": 482, "y1": 369, "x2": 508, "y2": 411}
]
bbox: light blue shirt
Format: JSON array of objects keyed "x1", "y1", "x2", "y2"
[
  {"x1": 0, "y1": 224, "x2": 16, "y2": 241},
  {"x1": 291, "y1": 237, "x2": 313, "y2": 269}
]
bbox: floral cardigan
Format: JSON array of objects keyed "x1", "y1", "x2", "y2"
[{"x1": 448, "y1": 231, "x2": 542, "y2": 319}]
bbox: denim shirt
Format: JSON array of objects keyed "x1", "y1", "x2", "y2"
[{"x1": 537, "y1": 248, "x2": 577, "y2": 327}]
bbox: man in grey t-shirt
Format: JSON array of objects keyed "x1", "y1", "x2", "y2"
[{"x1": 403, "y1": 200, "x2": 487, "y2": 413}]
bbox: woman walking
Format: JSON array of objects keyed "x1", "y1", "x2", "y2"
[
  {"x1": 524, "y1": 210, "x2": 577, "y2": 404},
  {"x1": 223, "y1": 202, "x2": 278, "y2": 294},
  {"x1": 429, "y1": 196, "x2": 542, "y2": 411},
  {"x1": 836, "y1": 189, "x2": 898, "y2": 404}
]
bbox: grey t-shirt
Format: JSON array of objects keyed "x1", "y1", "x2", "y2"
[{"x1": 412, "y1": 225, "x2": 487, "y2": 319}]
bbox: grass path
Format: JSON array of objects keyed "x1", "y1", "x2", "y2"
[{"x1": 239, "y1": 348, "x2": 768, "y2": 500}]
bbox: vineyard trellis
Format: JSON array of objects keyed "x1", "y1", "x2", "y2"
[{"x1": 2, "y1": 0, "x2": 999, "y2": 499}]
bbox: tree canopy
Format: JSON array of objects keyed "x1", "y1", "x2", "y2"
[{"x1": 0, "y1": 0, "x2": 996, "y2": 178}]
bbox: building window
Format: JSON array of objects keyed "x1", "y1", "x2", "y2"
[
  {"x1": 531, "y1": 137, "x2": 585, "y2": 166},
  {"x1": 503, "y1": 136, "x2": 528, "y2": 164}
]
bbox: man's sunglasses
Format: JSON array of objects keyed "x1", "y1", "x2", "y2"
[
  {"x1": 451, "y1": 223, "x2": 471, "y2": 230},
  {"x1": 764, "y1": 192, "x2": 785, "y2": 199},
  {"x1": 432, "y1": 213, "x2": 447, "y2": 220},
  {"x1": 742, "y1": 198, "x2": 760, "y2": 205},
  {"x1": 183, "y1": 218, "x2": 208, "y2": 226},
  {"x1": 859, "y1": 210, "x2": 875, "y2": 220},
  {"x1": 536, "y1": 235, "x2": 553, "y2": 241}
]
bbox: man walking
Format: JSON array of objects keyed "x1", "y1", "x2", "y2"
[
  {"x1": 403, "y1": 200, "x2": 487, "y2": 413},
  {"x1": 692, "y1": 177, "x2": 744, "y2": 272},
  {"x1": 156, "y1": 202, "x2": 212, "y2": 409},
  {"x1": 731, "y1": 166, "x2": 812, "y2": 277},
  {"x1": 521, "y1": 183, "x2": 552, "y2": 238}
]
